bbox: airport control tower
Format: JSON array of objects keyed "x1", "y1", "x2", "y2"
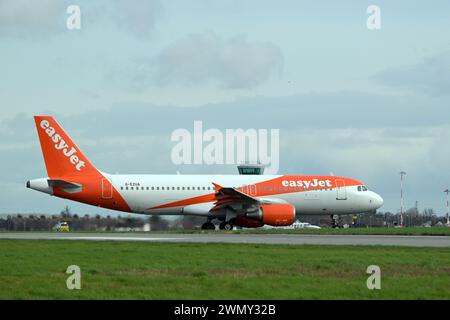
[{"x1": 237, "y1": 162, "x2": 265, "y2": 175}]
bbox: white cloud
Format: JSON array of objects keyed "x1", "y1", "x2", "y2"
[
  {"x1": 0, "y1": 0, "x2": 65, "y2": 38},
  {"x1": 153, "y1": 32, "x2": 283, "y2": 89},
  {"x1": 372, "y1": 50, "x2": 450, "y2": 96},
  {"x1": 111, "y1": 0, "x2": 162, "y2": 37},
  {"x1": 0, "y1": 0, "x2": 163, "y2": 39}
]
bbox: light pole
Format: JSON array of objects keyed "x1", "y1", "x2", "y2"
[
  {"x1": 400, "y1": 171, "x2": 407, "y2": 227},
  {"x1": 445, "y1": 189, "x2": 450, "y2": 225},
  {"x1": 413, "y1": 200, "x2": 418, "y2": 227}
]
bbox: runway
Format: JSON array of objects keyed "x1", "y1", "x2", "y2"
[{"x1": 1, "y1": 232, "x2": 449, "y2": 247}]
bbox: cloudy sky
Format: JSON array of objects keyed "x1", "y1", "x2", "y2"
[{"x1": 1, "y1": 0, "x2": 449, "y2": 216}]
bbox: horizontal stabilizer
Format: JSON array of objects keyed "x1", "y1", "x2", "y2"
[{"x1": 47, "y1": 179, "x2": 81, "y2": 189}]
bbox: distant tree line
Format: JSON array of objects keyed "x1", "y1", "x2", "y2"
[
  {"x1": 299, "y1": 207, "x2": 448, "y2": 228},
  {"x1": 0, "y1": 206, "x2": 205, "y2": 231},
  {"x1": 0, "y1": 206, "x2": 447, "y2": 231},
  {"x1": 0, "y1": 206, "x2": 143, "y2": 231}
]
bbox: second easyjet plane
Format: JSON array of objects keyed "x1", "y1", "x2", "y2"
[{"x1": 27, "y1": 116, "x2": 384, "y2": 230}]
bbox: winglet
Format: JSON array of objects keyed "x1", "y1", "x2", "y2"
[{"x1": 212, "y1": 182, "x2": 222, "y2": 192}]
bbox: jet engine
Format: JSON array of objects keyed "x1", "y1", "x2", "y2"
[{"x1": 234, "y1": 204, "x2": 295, "y2": 227}]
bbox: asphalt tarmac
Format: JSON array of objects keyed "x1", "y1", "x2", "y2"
[{"x1": 0, "y1": 232, "x2": 449, "y2": 247}]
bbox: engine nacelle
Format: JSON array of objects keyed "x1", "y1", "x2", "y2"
[
  {"x1": 235, "y1": 204, "x2": 296, "y2": 227},
  {"x1": 233, "y1": 216, "x2": 264, "y2": 228}
]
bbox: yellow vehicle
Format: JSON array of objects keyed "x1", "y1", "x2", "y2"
[{"x1": 53, "y1": 222, "x2": 70, "y2": 232}]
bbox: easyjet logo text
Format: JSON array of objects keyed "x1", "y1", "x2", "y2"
[
  {"x1": 282, "y1": 179, "x2": 332, "y2": 189},
  {"x1": 40, "y1": 120, "x2": 85, "y2": 171}
]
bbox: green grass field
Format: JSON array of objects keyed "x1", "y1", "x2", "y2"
[{"x1": 0, "y1": 240, "x2": 449, "y2": 300}]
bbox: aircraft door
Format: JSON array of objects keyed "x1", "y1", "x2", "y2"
[
  {"x1": 335, "y1": 179, "x2": 347, "y2": 200},
  {"x1": 101, "y1": 178, "x2": 113, "y2": 199},
  {"x1": 245, "y1": 184, "x2": 257, "y2": 196}
]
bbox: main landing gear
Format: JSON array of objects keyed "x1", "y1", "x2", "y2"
[
  {"x1": 201, "y1": 221, "x2": 215, "y2": 230},
  {"x1": 201, "y1": 217, "x2": 215, "y2": 230},
  {"x1": 201, "y1": 218, "x2": 235, "y2": 230},
  {"x1": 219, "y1": 219, "x2": 235, "y2": 231}
]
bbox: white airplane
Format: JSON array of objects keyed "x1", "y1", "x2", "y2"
[
  {"x1": 292, "y1": 221, "x2": 321, "y2": 230},
  {"x1": 27, "y1": 116, "x2": 384, "y2": 230},
  {"x1": 260, "y1": 221, "x2": 321, "y2": 230}
]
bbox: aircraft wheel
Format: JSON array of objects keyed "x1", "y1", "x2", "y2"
[
  {"x1": 331, "y1": 214, "x2": 340, "y2": 228},
  {"x1": 202, "y1": 222, "x2": 215, "y2": 230},
  {"x1": 223, "y1": 222, "x2": 233, "y2": 230},
  {"x1": 207, "y1": 222, "x2": 216, "y2": 230},
  {"x1": 219, "y1": 221, "x2": 233, "y2": 230}
]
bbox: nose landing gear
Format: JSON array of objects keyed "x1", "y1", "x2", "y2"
[{"x1": 331, "y1": 214, "x2": 341, "y2": 228}]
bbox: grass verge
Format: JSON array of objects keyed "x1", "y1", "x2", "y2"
[{"x1": 0, "y1": 240, "x2": 449, "y2": 299}]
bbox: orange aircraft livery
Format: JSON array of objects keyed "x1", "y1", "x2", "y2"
[{"x1": 27, "y1": 116, "x2": 384, "y2": 230}]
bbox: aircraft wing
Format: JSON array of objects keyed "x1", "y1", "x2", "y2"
[{"x1": 211, "y1": 182, "x2": 259, "y2": 211}]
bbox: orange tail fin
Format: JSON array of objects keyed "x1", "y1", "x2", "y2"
[{"x1": 34, "y1": 116, "x2": 97, "y2": 178}]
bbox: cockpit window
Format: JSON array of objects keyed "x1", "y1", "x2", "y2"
[{"x1": 358, "y1": 186, "x2": 368, "y2": 192}]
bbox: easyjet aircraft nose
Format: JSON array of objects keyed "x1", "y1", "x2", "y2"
[{"x1": 370, "y1": 192, "x2": 384, "y2": 210}]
